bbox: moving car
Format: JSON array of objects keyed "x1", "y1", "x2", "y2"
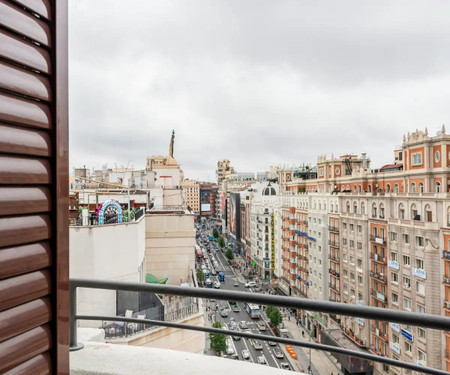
[
  {"x1": 232, "y1": 335, "x2": 241, "y2": 341},
  {"x1": 280, "y1": 363, "x2": 291, "y2": 370},
  {"x1": 256, "y1": 356, "x2": 267, "y2": 365},
  {"x1": 233, "y1": 279, "x2": 239, "y2": 287},
  {"x1": 226, "y1": 346, "x2": 235, "y2": 355},
  {"x1": 268, "y1": 341, "x2": 276, "y2": 346},
  {"x1": 220, "y1": 309, "x2": 229, "y2": 318},
  {"x1": 246, "y1": 281, "x2": 257, "y2": 288},
  {"x1": 239, "y1": 321, "x2": 248, "y2": 329},
  {"x1": 231, "y1": 304, "x2": 240, "y2": 312},
  {"x1": 241, "y1": 349, "x2": 250, "y2": 360},
  {"x1": 214, "y1": 281, "x2": 220, "y2": 289},
  {"x1": 252, "y1": 340, "x2": 263, "y2": 350},
  {"x1": 257, "y1": 322, "x2": 266, "y2": 331},
  {"x1": 274, "y1": 349, "x2": 284, "y2": 359}
]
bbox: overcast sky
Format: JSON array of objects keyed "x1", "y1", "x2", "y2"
[{"x1": 69, "y1": 0, "x2": 450, "y2": 181}]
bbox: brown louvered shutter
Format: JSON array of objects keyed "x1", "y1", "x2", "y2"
[{"x1": 0, "y1": 1, "x2": 69, "y2": 374}]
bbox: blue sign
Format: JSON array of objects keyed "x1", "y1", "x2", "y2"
[
  {"x1": 356, "y1": 300, "x2": 364, "y2": 306},
  {"x1": 304, "y1": 281, "x2": 309, "y2": 286},
  {"x1": 401, "y1": 329, "x2": 413, "y2": 341},
  {"x1": 294, "y1": 230, "x2": 316, "y2": 242},
  {"x1": 296, "y1": 275, "x2": 301, "y2": 280}
]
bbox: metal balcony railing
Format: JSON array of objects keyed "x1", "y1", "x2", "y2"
[{"x1": 70, "y1": 278, "x2": 450, "y2": 375}]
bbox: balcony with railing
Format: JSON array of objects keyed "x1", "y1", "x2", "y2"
[
  {"x1": 328, "y1": 226, "x2": 339, "y2": 233},
  {"x1": 370, "y1": 235, "x2": 386, "y2": 244},
  {"x1": 370, "y1": 271, "x2": 387, "y2": 283},
  {"x1": 68, "y1": 279, "x2": 450, "y2": 375},
  {"x1": 443, "y1": 276, "x2": 450, "y2": 284},
  {"x1": 329, "y1": 268, "x2": 340, "y2": 278},
  {"x1": 328, "y1": 240, "x2": 339, "y2": 247},
  {"x1": 370, "y1": 252, "x2": 387, "y2": 264},
  {"x1": 370, "y1": 289, "x2": 387, "y2": 303},
  {"x1": 443, "y1": 250, "x2": 450, "y2": 259}
]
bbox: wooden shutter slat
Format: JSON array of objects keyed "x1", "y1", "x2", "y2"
[
  {"x1": 0, "y1": 270, "x2": 51, "y2": 312},
  {"x1": 0, "y1": 60, "x2": 51, "y2": 101},
  {"x1": 0, "y1": 123, "x2": 51, "y2": 157},
  {"x1": 0, "y1": 28, "x2": 50, "y2": 74},
  {"x1": 0, "y1": 242, "x2": 51, "y2": 279},
  {"x1": 0, "y1": 0, "x2": 51, "y2": 47},
  {"x1": 0, "y1": 187, "x2": 51, "y2": 216},
  {"x1": 2, "y1": 353, "x2": 51, "y2": 375},
  {"x1": 0, "y1": 92, "x2": 51, "y2": 129},
  {"x1": 0, "y1": 297, "x2": 51, "y2": 342},
  {"x1": 0, "y1": 324, "x2": 51, "y2": 373},
  {"x1": 0, "y1": 214, "x2": 51, "y2": 248},
  {"x1": 0, "y1": 156, "x2": 51, "y2": 184},
  {"x1": 10, "y1": 0, "x2": 51, "y2": 21}
]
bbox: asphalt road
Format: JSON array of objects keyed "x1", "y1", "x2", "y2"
[{"x1": 196, "y1": 226, "x2": 294, "y2": 370}]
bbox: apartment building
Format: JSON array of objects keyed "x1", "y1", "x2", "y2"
[
  {"x1": 276, "y1": 127, "x2": 450, "y2": 374},
  {"x1": 216, "y1": 159, "x2": 235, "y2": 183},
  {"x1": 181, "y1": 179, "x2": 200, "y2": 213}
]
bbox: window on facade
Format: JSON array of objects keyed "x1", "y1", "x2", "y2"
[
  {"x1": 403, "y1": 255, "x2": 411, "y2": 265},
  {"x1": 436, "y1": 181, "x2": 441, "y2": 193},
  {"x1": 357, "y1": 225, "x2": 362, "y2": 233},
  {"x1": 416, "y1": 236, "x2": 424, "y2": 247},
  {"x1": 353, "y1": 203, "x2": 357, "y2": 214},
  {"x1": 372, "y1": 204, "x2": 377, "y2": 218},
  {"x1": 350, "y1": 224, "x2": 354, "y2": 231},
  {"x1": 410, "y1": 183, "x2": 416, "y2": 193},
  {"x1": 358, "y1": 275, "x2": 363, "y2": 284},
  {"x1": 418, "y1": 327, "x2": 426, "y2": 339},
  {"x1": 412, "y1": 153, "x2": 422, "y2": 166},
  {"x1": 392, "y1": 273, "x2": 399, "y2": 284},
  {"x1": 405, "y1": 341, "x2": 412, "y2": 353},
  {"x1": 394, "y1": 184, "x2": 399, "y2": 193},
  {"x1": 390, "y1": 232, "x2": 398, "y2": 241},
  {"x1": 416, "y1": 258, "x2": 424, "y2": 269},
  {"x1": 357, "y1": 258, "x2": 362, "y2": 267},
  {"x1": 418, "y1": 350, "x2": 426, "y2": 363},
  {"x1": 403, "y1": 276, "x2": 411, "y2": 288},
  {"x1": 357, "y1": 242, "x2": 362, "y2": 249},
  {"x1": 392, "y1": 293, "x2": 399, "y2": 303},
  {"x1": 419, "y1": 182, "x2": 424, "y2": 193},
  {"x1": 404, "y1": 297, "x2": 411, "y2": 310},
  {"x1": 350, "y1": 240, "x2": 354, "y2": 247},
  {"x1": 403, "y1": 233, "x2": 410, "y2": 243},
  {"x1": 416, "y1": 281, "x2": 425, "y2": 295},
  {"x1": 386, "y1": 184, "x2": 391, "y2": 192}
]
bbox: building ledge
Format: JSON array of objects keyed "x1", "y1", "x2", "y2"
[{"x1": 71, "y1": 329, "x2": 300, "y2": 375}]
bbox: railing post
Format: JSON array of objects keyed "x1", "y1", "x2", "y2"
[{"x1": 70, "y1": 283, "x2": 84, "y2": 351}]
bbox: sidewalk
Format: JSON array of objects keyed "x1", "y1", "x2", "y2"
[{"x1": 283, "y1": 317, "x2": 342, "y2": 375}]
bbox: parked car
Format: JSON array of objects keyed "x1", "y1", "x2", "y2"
[
  {"x1": 231, "y1": 304, "x2": 240, "y2": 312},
  {"x1": 233, "y1": 279, "x2": 239, "y2": 287},
  {"x1": 220, "y1": 309, "x2": 229, "y2": 318},
  {"x1": 268, "y1": 341, "x2": 276, "y2": 346},
  {"x1": 226, "y1": 346, "x2": 235, "y2": 355},
  {"x1": 214, "y1": 281, "x2": 221, "y2": 289}
]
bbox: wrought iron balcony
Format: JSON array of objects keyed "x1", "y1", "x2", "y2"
[
  {"x1": 70, "y1": 278, "x2": 450, "y2": 375},
  {"x1": 370, "y1": 271, "x2": 387, "y2": 283}
]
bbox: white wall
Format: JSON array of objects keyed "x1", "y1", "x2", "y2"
[
  {"x1": 145, "y1": 214, "x2": 195, "y2": 285},
  {"x1": 70, "y1": 217, "x2": 146, "y2": 326}
]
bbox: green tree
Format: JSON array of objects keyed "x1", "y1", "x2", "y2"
[
  {"x1": 212, "y1": 228, "x2": 219, "y2": 239},
  {"x1": 218, "y1": 236, "x2": 225, "y2": 248},
  {"x1": 196, "y1": 269, "x2": 205, "y2": 284},
  {"x1": 265, "y1": 305, "x2": 275, "y2": 318},
  {"x1": 225, "y1": 248, "x2": 234, "y2": 260},
  {"x1": 267, "y1": 306, "x2": 283, "y2": 328},
  {"x1": 210, "y1": 321, "x2": 227, "y2": 355}
]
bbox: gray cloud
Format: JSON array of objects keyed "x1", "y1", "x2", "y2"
[{"x1": 69, "y1": 0, "x2": 450, "y2": 180}]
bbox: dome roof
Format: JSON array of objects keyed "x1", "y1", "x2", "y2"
[{"x1": 262, "y1": 184, "x2": 277, "y2": 196}]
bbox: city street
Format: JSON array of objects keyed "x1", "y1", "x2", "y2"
[{"x1": 196, "y1": 221, "x2": 342, "y2": 374}]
